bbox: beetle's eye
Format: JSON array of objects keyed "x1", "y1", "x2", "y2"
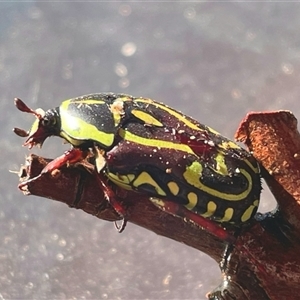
[{"x1": 41, "y1": 116, "x2": 56, "y2": 127}]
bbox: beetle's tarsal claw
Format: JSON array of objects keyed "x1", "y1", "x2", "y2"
[{"x1": 114, "y1": 219, "x2": 127, "y2": 233}]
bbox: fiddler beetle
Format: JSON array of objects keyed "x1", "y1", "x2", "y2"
[{"x1": 14, "y1": 93, "x2": 261, "y2": 241}]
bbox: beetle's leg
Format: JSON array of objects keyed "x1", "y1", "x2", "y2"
[
  {"x1": 41, "y1": 148, "x2": 87, "y2": 174},
  {"x1": 150, "y1": 198, "x2": 236, "y2": 243},
  {"x1": 95, "y1": 172, "x2": 128, "y2": 233},
  {"x1": 18, "y1": 148, "x2": 87, "y2": 190}
]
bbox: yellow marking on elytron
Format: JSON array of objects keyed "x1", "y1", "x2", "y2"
[
  {"x1": 185, "y1": 192, "x2": 198, "y2": 209},
  {"x1": 131, "y1": 109, "x2": 163, "y2": 127},
  {"x1": 119, "y1": 129, "x2": 195, "y2": 155},
  {"x1": 206, "y1": 125, "x2": 220, "y2": 135},
  {"x1": 134, "y1": 99, "x2": 239, "y2": 138},
  {"x1": 135, "y1": 99, "x2": 203, "y2": 131},
  {"x1": 220, "y1": 141, "x2": 260, "y2": 174},
  {"x1": 183, "y1": 161, "x2": 253, "y2": 201},
  {"x1": 220, "y1": 140, "x2": 241, "y2": 150},
  {"x1": 106, "y1": 173, "x2": 135, "y2": 190},
  {"x1": 60, "y1": 106, "x2": 114, "y2": 147},
  {"x1": 241, "y1": 200, "x2": 259, "y2": 222},
  {"x1": 215, "y1": 153, "x2": 229, "y2": 175},
  {"x1": 244, "y1": 158, "x2": 260, "y2": 174},
  {"x1": 117, "y1": 96, "x2": 133, "y2": 102},
  {"x1": 167, "y1": 181, "x2": 180, "y2": 196},
  {"x1": 201, "y1": 201, "x2": 217, "y2": 217},
  {"x1": 65, "y1": 99, "x2": 106, "y2": 105},
  {"x1": 133, "y1": 172, "x2": 166, "y2": 196},
  {"x1": 220, "y1": 207, "x2": 234, "y2": 222}
]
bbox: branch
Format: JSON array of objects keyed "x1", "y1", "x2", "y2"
[{"x1": 236, "y1": 110, "x2": 300, "y2": 232}]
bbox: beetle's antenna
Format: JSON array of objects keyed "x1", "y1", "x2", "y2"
[
  {"x1": 13, "y1": 127, "x2": 29, "y2": 137},
  {"x1": 14, "y1": 98, "x2": 43, "y2": 119}
]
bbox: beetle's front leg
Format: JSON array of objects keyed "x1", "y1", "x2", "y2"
[{"x1": 19, "y1": 148, "x2": 87, "y2": 190}]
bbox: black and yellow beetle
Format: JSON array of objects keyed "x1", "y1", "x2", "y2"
[{"x1": 14, "y1": 93, "x2": 261, "y2": 240}]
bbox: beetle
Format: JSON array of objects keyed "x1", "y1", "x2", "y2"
[{"x1": 14, "y1": 93, "x2": 261, "y2": 241}]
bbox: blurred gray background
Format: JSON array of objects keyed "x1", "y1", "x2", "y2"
[{"x1": 1, "y1": 2, "x2": 296, "y2": 299}]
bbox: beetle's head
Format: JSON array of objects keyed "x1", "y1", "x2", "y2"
[{"x1": 14, "y1": 98, "x2": 60, "y2": 149}]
